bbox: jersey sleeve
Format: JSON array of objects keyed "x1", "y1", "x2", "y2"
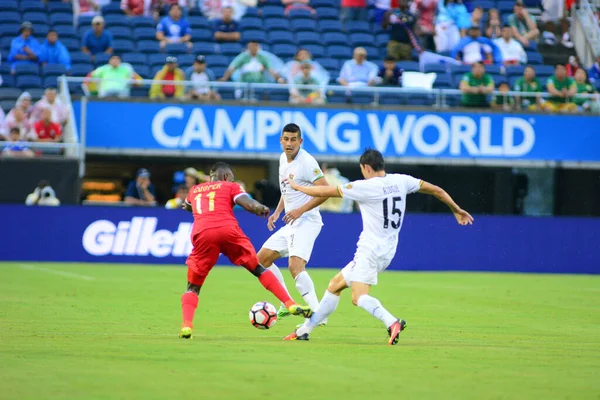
[
  {"x1": 304, "y1": 155, "x2": 324, "y2": 183},
  {"x1": 337, "y1": 180, "x2": 372, "y2": 202},
  {"x1": 230, "y1": 182, "x2": 248, "y2": 203},
  {"x1": 402, "y1": 174, "x2": 423, "y2": 194},
  {"x1": 185, "y1": 186, "x2": 194, "y2": 205}
]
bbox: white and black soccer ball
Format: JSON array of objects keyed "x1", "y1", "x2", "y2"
[{"x1": 249, "y1": 302, "x2": 278, "y2": 329}]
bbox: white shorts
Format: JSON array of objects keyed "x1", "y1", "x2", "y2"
[
  {"x1": 341, "y1": 247, "x2": 394, "y2": 286},
  {"x1": 262, "y1": 218, "x2": 322, "y2": 263}
]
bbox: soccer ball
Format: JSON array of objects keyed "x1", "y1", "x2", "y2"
[{"x1": 249, "y1": 302, "x2": 278, "y2": 329}]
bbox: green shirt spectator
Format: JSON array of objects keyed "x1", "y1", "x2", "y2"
[
  {"x1": 491, "y1": 82, "x2": 515, "y2": 110},
  {"x1": 513, "y1": 66, "x2": 542, "y2": 109},
  {"x1": 459, "y1": 62, "x2": 495, "y2": 107},
  {"x1": 546, "y1": 74, "x2": 576, "y2": 104},
  {"x1": 541, "y1": 64, "x2": 578, "y2": 113},
  {"x1": 91, "y1": 55, "x2": 136, "y2": 98},
  {"x1": 573, "y1": 69, "x2": 599, "y2": 112}
]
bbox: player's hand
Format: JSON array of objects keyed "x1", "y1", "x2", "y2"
[
  {"x1": 258, "y1": 205, "x2": 270, "y2": 219},
  {"x1": 283, "y1": 208, "x2": 303, "y2": 225},
  {"x1": 267, "y1": 212, "x2": 280, "y2": 231},
  {"x1": 287, "y1": 179, "x2": 301, "y2": 191},
  {"x1": 454, "y1": 209, "x2": 474, "y2": 226}
]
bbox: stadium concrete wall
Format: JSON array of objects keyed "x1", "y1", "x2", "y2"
[{"x1": 1, "y1": 205, "x2": 598, "y2": 274}]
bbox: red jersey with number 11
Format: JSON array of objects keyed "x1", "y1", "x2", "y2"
[{"x1": 185, "y1": 181, "x2": 247, "y2": 235}]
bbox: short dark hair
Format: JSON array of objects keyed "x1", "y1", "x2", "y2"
[
  {"x1": 10, "y1": 127, "x2": 20, "y2": 135},
  {"x1": 384, "y1": 56, "x2": 396, "y2": 62},
  {"x1": 170, "y1": 3, "x2": 181, "y2": 10},
  {"x1": 210, "y1": 161, "x2": 232, "y2": 175},
  {"x1": 281, "y1": 123, "x2": 302, "y2": 139},
  {"x1": 502, "y1": 23, "x2": 511, "y2": 29},
  {"x1": 359, "y1": 148, "x2": 385, "y2": 172},
  {"x1": 498, "y1": 81, "x2": 510, "y2": 88},
  {"x1": 555, "y1": 63, "x2": 566, "y2": 68}
]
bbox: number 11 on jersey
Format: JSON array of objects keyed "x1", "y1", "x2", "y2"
[{"x1": 195, "y1": 191, "x2": 216, "y2": 214}]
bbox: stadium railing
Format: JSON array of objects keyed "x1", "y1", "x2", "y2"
[{"x1": 574, "y1": 0, "x2": 600, "y2": 66}]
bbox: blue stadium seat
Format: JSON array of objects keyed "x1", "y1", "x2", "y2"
[
  {"x1": 424, "y1": 63, "x2": 451, "y2": 74},
  {"x1": 347, "y1": 21, "x2": 370, "y2": 34},
  {"x1": 244, "y1": 7, "x2": 259, "y2": 17},
  {"x1": 14, "y1": 64, "x2": 40, "y2": 76},
  {"x1": 1, "y1": 37, "x2": 14, "y2": 49},
  {"x1": 314, "y1": 7, "x2": 339, "y2": 20},
  {"x1": 20, "y1": 2, "x2": 44, "y2": 13},
  {"x1": 288, "y1": 9, "x2": 314, "y2": 19},
  {"x1": 0, "y1": 12, "x2": 22, "y2": 23},
  {"x1": 312, "y1": 0, "x2": 338, "y2": 8},
  {"x1": 372, "y1": 22, "x2": 386, "y2": 35},
  {"x1": 165, "y1": 43, "x2": 189, "y2": 55},
  {"x1": 71, "y1": 51, "x2": 92, "y2": 64},
  {"x1": 110, "y1": 26, "x2": 132, "y2": 40},
  {"x1": 350, "y1": 33, "x2": 375, "y2": 47},
  {"x1": 304, "y1": 44, "x2": 325, "y2": 58},
  {"x1": 131, "y1": 17, "x2": 156, "y2": 29},
  {"x1": 78, "y1": 15, "x2": 94, "y2": 27},
  {"x1": 450, "y1": 64, "x2": 472, "y2": 75},
  {"x1": 220, "y1": 42, "x2": 243, "y2": 56},
  {"x1": 323, "y1": 32, "x2": 348, "y2": 46},
  {"x1": 316, "y1": 57, "x2": 339, "y2": 70},
  {"x1": 24, "y1": 12, "x2": 50, "y2": 25},
  {"x1": 205, "y1": 55, "x2": 230, "y2": 67},
  {"x1": 319, "y1": 19, "x2": 343, "y2": 33},
  {"x1": 534, "y1": 65, "x2": 555, "y2": 77},
  {"x1": 131, "y1": 64, "x2": 150, "y2": 78},
  {"x1": 70, "y1": 64, "x2": 93, "y2": 77},
  {"x1": 0, "y1": 87, "x2": 22, "y2": 100},
  {"x1": 485, "y1": 65, "x2": 503, "y2": 74},
  {"x1": 0, "y1": 23, "x2": 22, "y2": 38},
  {"x1": 1, "y1": 75, "x2": 15, "y2": 89},
  {"x1": 177, "y1": 54, "x2": 195, "y2": 67},
  {"x1": 104, "y1": 15, "x2": 129, "y2": 27},
  {"x1": 363, "y1": 46, "x2": 379, "y2": 59},
  {"x1": 43, "y1": 75, "x2": 58, "y2": 88},
  {"x1": 491, "y1": 74, "x2": 505, "y2": 85},
  {"x1": 271, "y1": 44, "x2": 296, "y2": 59},
  {"x1": 42, "y1": 64, "x2": 68, "y2": 77},
  {"x1": 264, "y1": 18, "x2": 289, "y2": 31},
  {"x1": 0, "y1": 62, "x2": 12, "y2": 75},
  {"x1": 54, "y1": 25, "x2": 77, "y2": 39},
  {"x1": 34, "y1": 24, "x2": 50, "y2": 38},
  {"x1": 327, "y1": 45, "x2": 352, "y2": 60},
  {"x1": 496, "y1": 1, "x2": 514, "y2": 14},
  {"x1": 292, "y1": 19, "x2": 318, "y2": 32},
  {"x1": 262, "y1": 6, "x2": 285, "y2": 18},
  {"x1": 397, "y1": 61, "x2": 420, "y2": 71},
  {"x1": 94, "y1": 53, "x2": 111, "y2": 66},
  {"x1": 188, "y1": 16, "x2": 210, "y2": 29},
  {"x1": 297, "y1": 31, "x2": 321, "y2": 46},
  {"x1": 526, "y1": 52, "x2": 543, "y2": 65},
  {"x1": 433, "y1": 74, "x2": 454, "y2": 88},
  {"x1": 191, "y1": 29, "x2": 212, "y2": 42},
  {"x1": 239, "y1": 17, "x2": 263, "y2": 31},
  {"x1": 477, "y1": 0, "x2": 495, "y2": 10},
  {"x1": 594, "y1": 80, "x2": 600, "y2": 91},
  {"x1": 112, "y1": 39, "x2": 135, "y2": 53},
  {"x1": 243, "y1": 30, "x2": 268, "y2": 44},
  {"x1": 211, "y1": 66, "x2": 228, "y2": 78},
  {"x1": 375, "y1": 33, "x2": 389, "y2": 48},
  {"x1": 133, "y1": 27, "x2": 157, "y2": 41},
  {"x1": 102, "y1": 2, "x2": 123, "y2": 15},
  {"x1": 122, "y1": 52, "x2": 147, "y2": 65},
  {"x1": 192, "y1": 42, "x2": 217, "y2": 55},
  {"x1": 137, "y1": 40, "x2": 160, "y2": 54},
  {"x1": 268, "y1": 30, "x2": 295, "y2": 45},
  {"x1": 0, "y1": 3, "x2": 18, "y2": 12},
  {"x1": 524, "y1": 41, "x2": 538, "y2": 52},
  {"x1": 508, "y1": 75, "x2": 520, "y2": 88},
  {"x1": 47, "y1": 2, "x2": 73, "y2": 14},
  {"x1": 16, "y1": 75, "x2": 42, "y2": 89},
  {"x1": 78, "y1": 25, "x2": 89, "y2": 38},
  {"x1": 506, "y1": 65, "x2": 526, "y2": 77},
  {"x1": 149, "y1": 53, "x2": 168, "y2": 67}
]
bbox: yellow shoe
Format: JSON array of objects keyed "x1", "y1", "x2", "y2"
[
  {"x1": 179, "y1": 326, "x2": 193, "y2": 339},
  {"x1": 288, "y1": 304, "x2": 312, "y2": 318}
]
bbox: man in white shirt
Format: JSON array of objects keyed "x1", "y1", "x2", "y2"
[
  {"x1": 30, "y1": 88, "x2": 69, "y2": 127},
  {"x1": 494, "y1": 25, "x2": 527, "y2": 66},
  {"x1": 257, "y1": 123, "x2": 330, "y2": 320},
  {"x1": 283, "y1": 149, "x2": 473, "y2": 345}
]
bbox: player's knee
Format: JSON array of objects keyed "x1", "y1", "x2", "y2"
[
  {"x1": 257, "y1": 248, "x2": 277, "y2": 267},
  {"x1": 351, "y1": 293, "x2": 363, "y2": 306}
]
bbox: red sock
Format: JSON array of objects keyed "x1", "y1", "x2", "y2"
[
  {"x1": 181, "y1": 292, "x2": 198, "y2": 328},
  {"x1": 258, "y1": 270, "x2": 295, "y2": 309}
]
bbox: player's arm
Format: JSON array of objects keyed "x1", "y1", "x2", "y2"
[
  {"x1": 182, "y1": 199, "x2": 192, "y2": 212},
  {"x1": 418, "y1": 181, "x2": 474, "y2": 226},
  {"x1": 267, "y1": 195, "x2": 285, "y2": 231},
  {"x1": 283, "y1": 177, "x2": 333, "y2": 224},
  {"x1": 288, "y1": 178, "x2": 339, "y2": 198},
  {"x1": 235, "y1": 194, "x2": 270, "y2": 218}
]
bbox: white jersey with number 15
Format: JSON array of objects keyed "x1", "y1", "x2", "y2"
[{"x1": 338, "y1": 174, "x2": 423, "y2": 258}]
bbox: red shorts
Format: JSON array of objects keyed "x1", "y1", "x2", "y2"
[{"x1": 186, "y1": 225, "x2": 259, "y2": 286}]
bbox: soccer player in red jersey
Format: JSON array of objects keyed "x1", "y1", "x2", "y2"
[{"x1": 179, "y1": 162, "x2": 313, "y2": 339}]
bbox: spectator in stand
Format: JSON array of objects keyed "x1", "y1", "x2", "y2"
[
  {"x1": 459, "y1": 61, "x2": 494, "y2": 107},
  {"x1": 494, "y1": 25, "x2": 527, "y2": 66},
  {"x1": 33, "y1": 108, "x2": 62, "y2": 143},
  {"x1": 282, "y1": 0, "x2": 315, "y2": 16},
  {"x1": 410, "y1": 0, "x2": 438, "y2": 52},
  {"x1": 541, "y1": 63, "x2": 578, "y2": 112},
  {"x1": 25, "y1": 181, "x2": 61, "y2": 206},
  {"x1": 435, "y1": 0, "x2": 471, "y2": 53},
  {"x1": 452, "y1": 26, "x2": 500, "y2": 65},
  {"x1": 372, "y1": 0, "x2": 391, "y2": 25},
  {"x1": 320, "y1": 163, "x2": 353, "y2": 213},
  {"x1": 91, "y1": 54, "x2": 138, "y2": 98},
  {"x1": 513, "y1": 65, "x2": 543, "y2": 110},
  {"x1": 213, "y1": 7, "x2": 240, "y2": 43},
  {"x1": 491, "y1": 81, "x2": 515, "y2": 111},
  {"x1": 0, "y1": 107, "x2": 35, "y2": 141},
  {"x1": 470, "y1": 6, "x2": 483, "y2": 30},
  {"x1": 2, "y1": 127, "x2": 35, "y2": 158},
  {"x1": 183, "y1": 167, "x2": 208, "y2": 189},
  {"x1": 82, "y1": 16, "x2": 114, "y2": 61},
  {"x1": 540, "y1": 0, "x2": 573, "y2": 48},
  {"x1": 485, "y1": 8, "x2": 502, "y2": 39},
  {"x1": 588, "y1": 55, "x2": 600, "y2": 83},
  {"x1": 11, "y1": 92, "x2": 33, "y2": 118},
  {"x1": 185, "y1": 55, "x2": 221, "y2": 100},
  {"x1": 202, "y1": 0, "x2": 255, "y2": 20},
  {"x1": 289, "y1": 61, "x2": 324, "y2": 104},
  {"x1": 340, "y1": 0, "x2": 368, "y2": 28},
  {"x1": 219, "y1": 42, "x2": 283, "y2": 83},
  {"x1": 121, "y1": 0, "x2": 155, "y2": 17},
  {"x1": 7, "y1": 22, "x2": 41, "y2": 72},
  {"x1": 338, "y1": 47, "x2": 378, "y2": 87},
  {"x1": 573, "y1": 69, "x2": 599, "y2": 113},
  {"x1": 39, "y1": 30, "x2": 72, "y2": 72},
  {"x1": 165, "y1": 184, "x2": 188, "y2": 209},
  {"x1": 125, "y1": 168, "x2": 157, "y2": 206},
  {"x1": 156, "y1": 4, "x2": 192, "y2": 51},
  {"x1": 31, "y1": 88, "x2": 69, "y2": 127},
  {"x1": 377, "y1": 56, "x2": 402, "y2": 86},
  {"x1": 508, "y1": 1, "x2": 539, "y2": 48},
  {"x1": 281, "y1": 49, "x2": 329, "y2": 87},
  {"x1": 383, "y1": 0, "x2": 417, "y2": 61},
  {"x1": 566, "y1": 55, "x2": 580, "y2": 77},
  {"x1": 71, "y1": 0, "x2": 110, "y2": 17},
  {"x1": 150, "y1": 56, "x2": 185, "y2": 99}
]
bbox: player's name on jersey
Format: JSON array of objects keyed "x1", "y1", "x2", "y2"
[
  {"x1": 382, "y1": 184, "x2": 401, "y2": 195},
  {"x1": 192, "y1": 183, "x2": 222, "y2": 193},
  {"x1": 82, "y1": 217, "x2": 193, "y2": 257}
]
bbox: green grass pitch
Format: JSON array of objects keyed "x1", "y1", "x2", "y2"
[{"x1": 1, "y1": 262, "x2": 599, "y2": 400}]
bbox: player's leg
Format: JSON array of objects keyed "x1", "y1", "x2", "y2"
[
  {"x1": 287, "y1": 222, "x2": 322, "y2": 313},
  {"x1": 258, "y1": 226, "x2": 294, "y2": 317}
]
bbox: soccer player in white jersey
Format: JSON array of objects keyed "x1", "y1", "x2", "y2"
[
  {"x1": 283, "y1": 149, "x2": 474, "y2": 345},
  {"x1": 257, "y1": 123, "x2": 330, "y2": 319}
]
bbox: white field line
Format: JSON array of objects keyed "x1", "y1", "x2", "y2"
[{"x1": 19, "y1": 264, "x2": 96, "y2": 281}]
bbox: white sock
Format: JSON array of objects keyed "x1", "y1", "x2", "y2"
[
  {"x1": 267, "y1": 264, "x2": 291, "y2": 308},
  {"x1": 294, "y1": 271, "x2": 319, "y2": 311},
  {"x1": 356, "y1": 295, "x2": 397, "y2": 328},
  {"x1": 297, "y1": 290, "x2": 339, "y2": 336}
]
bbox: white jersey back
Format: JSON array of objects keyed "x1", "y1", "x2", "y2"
[
  {"x1": 338, "y1": 174, "x2": 422, "y2": 259},
  {"x1": 279, "y1": 149, "x2": 324, "y2": 224}
]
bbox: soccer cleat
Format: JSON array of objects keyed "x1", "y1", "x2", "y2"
[
  {"x1": 179, "y1": 326, "x2": 193, "y2": 339},
  {"x1": 296, "y1": 319, "x2": 327, "y2": 329},
  {"x1": 283, "y1": 330, "x2": 309, "y2": 341},
  {"x1": 387, "y1": 319, "x2": 407, "y2": 345},
  {"x1": 277, "y1": 305, "x2": 291, "y2": 319},
  {"x1": 288, "y1": 304, "x2": 313, "y2": 318}
]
